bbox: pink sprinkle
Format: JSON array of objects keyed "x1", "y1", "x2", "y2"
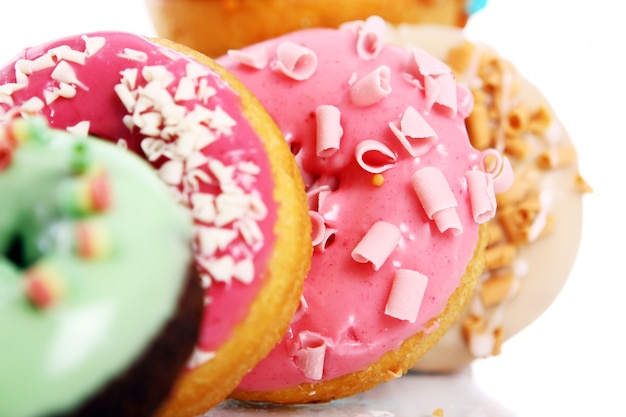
[
  {"x1": 385, "y1": 269, "x2": 428, "y2": 322},
  {"x1": 271, "y1": 41, "x2": 317, "y2": 81},
  {"x1": 351, "y1": 221, "x2": 401, "y2": 270},
  {"x1": 315, "y1": 105, "x2": 343, "y2": 157},
  {"x1": 350, "y1": 65, "x2": 391, "y2": 107}
]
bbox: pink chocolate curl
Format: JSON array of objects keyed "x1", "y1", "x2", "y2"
[
  {"x1": 407, "y1": 46, "x2": 452, "y2": 80},
  {"x1": 465, "y1": 170, "x2": 496, "y2": 223},
  {"x1": 315, "y1": 105, "x2": 343, "y2": 157},
  {"x1": 389, "y1": 106, "x2": 437, "y2": 156},
  {"x1": 350, "y1": 65, "x2": 391, "y2": 107},
  {"x1": 226, "y1": 48, "x2": 268, "y2": 70},
  {"x1": 431, "y1": 73, "x2": 457, "y2": 118},
  {"x1": 296, "y1": 331, "x2": 327, "y2": 380},
  {"x1": 385, "y1": 269, "x2": 428, "y2": 322},
  {"x1": 355, "y1": 15, "x2": 386, "y2": 60},
  {"x1": 351, "y1": 221, "x2": 401, "y2": 270},
  {"x1": 411, "y1": 166, "x2": 462, "y2": 235},
  {"x1": 309, "y1": 210, "x2": 326, "y2": 247},
  {"x1": 271, "y1": 41, "x2": 317, "y2": 81},
  {"x1": 0, "y1": 140, "x2": 13, "y2": 171},
  {"x1": 355, "y1": 139, "x2": 397, "y2": 173},
  {"x1": 482, "y1": 149, "x2": 514, "y2": 193}
]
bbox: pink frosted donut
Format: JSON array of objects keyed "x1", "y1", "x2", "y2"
[
  {"x1": 218, "y1": 16, "x2": 512, "y2": 403},
  {"x1": 0, "y1": 32, "x2": 310, "y2": 416}
]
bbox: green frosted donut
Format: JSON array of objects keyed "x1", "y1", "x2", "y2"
[{"x1": 0, "y1": 117, "x2": 196, "y2": 417}]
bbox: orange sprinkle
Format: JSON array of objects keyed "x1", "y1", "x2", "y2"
[{"x1": 371, "y1": 174, "x2": 385, "y2": 186}]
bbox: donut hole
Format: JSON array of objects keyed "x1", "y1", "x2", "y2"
[
  {"x1": 290, "y1": 141, "x2": 302, "y2": 157},
  {"x1": 5, "y1": 233, "x2": 28, "y2": 270}
]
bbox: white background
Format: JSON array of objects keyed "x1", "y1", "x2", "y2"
[{"x1": 1, "y1": 1, "x2": 624, "y2": 416}]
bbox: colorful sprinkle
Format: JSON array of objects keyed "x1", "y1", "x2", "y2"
[
  {"x1": 371, "y1": 173, "x2": 385, "y2": 186},
  {"x1": 70, "y1": 140, "x2": 93, "y2": 174},
  {"x1": 75, "y1": 220, "x2": 111, "y2": 259},
  {"x1": 23, "y1": 263, "x2": 64, "y2": 309}
]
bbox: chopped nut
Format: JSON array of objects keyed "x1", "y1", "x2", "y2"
[
  {"x1": 480, "y1": 272, "x2": 516, "y2": 307},
  {"x1": 537, "y1": 145, "x2": 578, "y2": 169},
  {"x1": 484, "y1": 243, "x2": 517, "y2": 270}
]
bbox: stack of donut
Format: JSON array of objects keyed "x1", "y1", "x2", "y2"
[{"x1": 0, "y1": 7, "x2": 588, "y2": 417}]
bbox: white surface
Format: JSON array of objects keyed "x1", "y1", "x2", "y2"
[{"x1": 1, "y1": 1, "x2": 623, "y2": 416}]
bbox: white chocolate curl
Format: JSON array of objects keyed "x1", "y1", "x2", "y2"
[
  {"x1": 355, "y1": 15, "x2": 386, "y2": 60},
  {"x1": 351, "y1": 221, "x2": 401, "y2": 270},
  {"x1": 350, "y1": 65, "x2": 391, "y2": 107},
  {"x1": 385, "y1": 269, "x2": 429, "y2": 322},
  {"x1": 271, "y1": 41, "x2": 317, "y2": 81},
  {"x1": 355, "y1": 139, "x2": 397, "y2": 173},
  {"x1": 411, "y1": 167, "x2": 462, "y2": 235},
  {"x1": 315, "y1": 105, "x2": 343, "y2": 157},
  {"x1": 389, "y1": 106, "x2": 437, "y2": 156}
]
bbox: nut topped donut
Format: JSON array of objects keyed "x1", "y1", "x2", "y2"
[
  {"x1": 0, "y1": 32, "x2": 310, "y2": 416},
  {"x1": 218, "y1": 16, "x2": 512, "y2": 403},
  {"x1": 386, "y1": 24, "x2": 589, "y2": 372},
  {"x1": 0, "y1": 117, "x2": 202, "y2": 417}
]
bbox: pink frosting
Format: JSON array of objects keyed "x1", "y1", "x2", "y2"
[
  {"x1": 218, "y1": 22, "x2": 501, "y2": 391},
  {"x1": 0, "y1": 32, "x2": 277, "y2": 362}
]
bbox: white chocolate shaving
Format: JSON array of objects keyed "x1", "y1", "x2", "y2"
[
  {"x1": 66, "y1": 121, "x2": 90, "y2": 137},
  {"x1": 197, "y1": 226, "x2": 238, "y2": 256},
  {"x1": 118, "y1": 48, "x2": 148, "y2": 62},
  {"x1": 50, "y1": 61, "x2": 86, "y2": 89},
  {"x1": 82, "y1": 35, "x2": 106, "y2": 57},
  {"x1": 158, "y1": 159, "x2": 185, "y2": 185}
]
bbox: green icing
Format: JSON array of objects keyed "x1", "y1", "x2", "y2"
[{"x1": 0, "y1": 119, "x2": 194, "y2": 417}]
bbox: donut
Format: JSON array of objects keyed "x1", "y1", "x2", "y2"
[
  {"x1": 0, "y1": 31, "x2": 311, "y2": 416},
  {"x1": 0, "y1": 116, "x2": 202, "y2": 417},
  {"x1": 145, "y1": 0, "x2": 489, "y2": 58},
  {"x1": 217, "y1": 16, "x2": 512, "y2": 403},
  {"x1": 385, "y1": 24, "x2": 590, "y2": 372}
]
